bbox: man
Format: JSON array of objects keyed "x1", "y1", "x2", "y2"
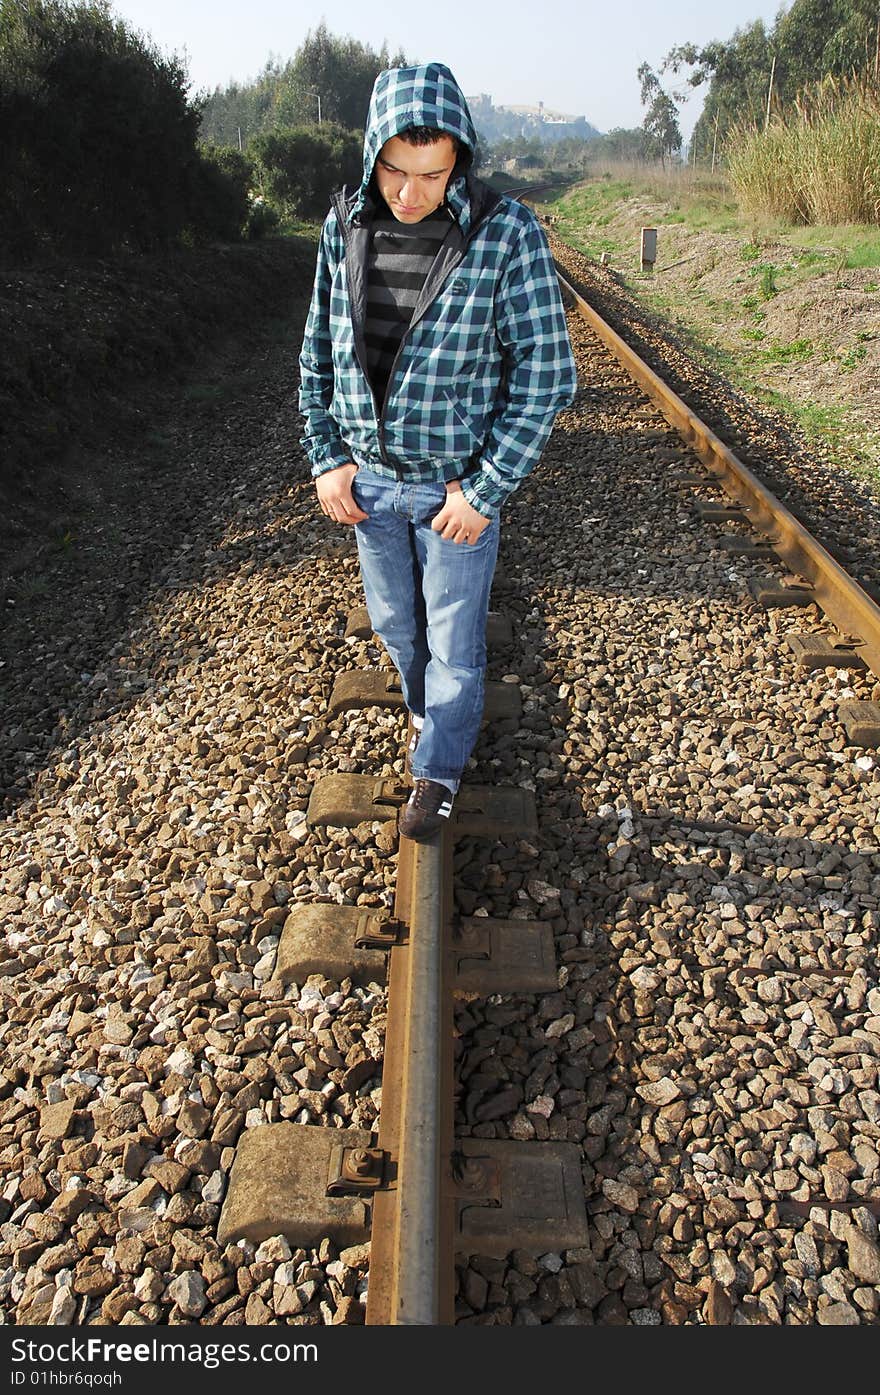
[{"x1": 299, "y1": 62, "x2": 576, "y2": 842}]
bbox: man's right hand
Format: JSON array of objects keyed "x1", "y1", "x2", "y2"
[{"x1": 315, "y1": 463, "x2": 368, "y2": 525}]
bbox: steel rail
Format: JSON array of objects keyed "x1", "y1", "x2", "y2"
[
  {"x1": 391, "y1": 835, "x2": 445, "y2": 1323},
  {"x1": 365, "y1": 828, "x2": 454, "y2": 1325},
  {"x1": 556, "y1": 266, "x2": 880, "y2": 681}
]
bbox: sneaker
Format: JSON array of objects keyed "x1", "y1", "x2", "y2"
[{"x1": 398, "y1": 779, "x2": 454, "y2": 843}]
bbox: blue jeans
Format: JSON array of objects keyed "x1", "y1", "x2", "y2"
[{"x1": 351, "y1": 470, "x2": 500, "y2": 792}]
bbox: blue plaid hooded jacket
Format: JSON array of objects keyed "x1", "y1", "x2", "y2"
[{"x1": 298, "y1": 62, "x2": 577, "y2": 517}]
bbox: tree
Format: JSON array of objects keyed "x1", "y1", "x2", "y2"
[
  {"x1": 637, "y1": 63, "x2": 682, "y2": 165},
  {"x1": 274, "y1": 23, "x2": 408, "y2": 130},
  {"x1": 198, "y1": 57, "x2": 284, "y2": 148},
  {"x1": 592, "y1": 127, "x2": 649, "y2": 162},
  {"x1": 250, "y1": 123, "x2": 362, "y2": 219},
  {"x1": 664, "y1": 0, "x2": 880, "y2": 160},
  {"x1": 0, "y1": 0, "x2": 237, "y2": 256},
  {"x1": 199, "y1": 23, "x2": 412, "y2": 148}
]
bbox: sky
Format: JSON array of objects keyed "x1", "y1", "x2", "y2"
[{"x1": 109, "y1": 0, "x2": 788, "y2": 141}]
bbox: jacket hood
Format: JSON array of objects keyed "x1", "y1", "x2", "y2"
[{"x1": 353, "y1": 62, "x2": 477, "y2": 219}]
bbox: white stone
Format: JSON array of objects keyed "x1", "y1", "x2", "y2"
[
  {"x1": 166, "y1": 1271, "x2": 206, "y2": 1317},
  {"x1": 630, "y1": 966, "x2": 661, "y2": 992},
  {"x1": 544, "y1": 1014, "x2": 575, "y2": 1039},
  {"x1": 201, "y1": 1171, "x2": 226, "y2": 1204},
  {"x1": 166, "y1": 1048, "x2": 195, "y2": 1077},
  {"x1": 636, "y1": 1077, "x2": 681, "y2": 1107},
  {"x1": 48, "y1": 1288, "x2": 77, "y2": 1325},
  {"x1": 526, "y1": 1094, "x2": 555, "y2": 1118},
  {"x1": 256, "y1": 1235, "x2": 292, "y2": 1264}
]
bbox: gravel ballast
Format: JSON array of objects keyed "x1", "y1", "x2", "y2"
[{"x1": 2, "y1": 250, "x2": 879, "y2": 1326}]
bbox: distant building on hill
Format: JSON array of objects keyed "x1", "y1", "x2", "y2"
[{"x1": 467, "y1": 93, "x2": 601, "y2": 144}]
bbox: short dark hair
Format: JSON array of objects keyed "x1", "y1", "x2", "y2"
[{"x1": 398, "y1": 125, "x2": 461, "y2": 155}]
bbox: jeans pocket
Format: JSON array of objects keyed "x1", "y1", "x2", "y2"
[{"x1": 351, "y1": 471, "x2": 390, "y2": 507}]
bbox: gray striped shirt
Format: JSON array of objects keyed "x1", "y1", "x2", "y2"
[{"x1": 365, "y1": 205, "x2": 454, "y2": 409}]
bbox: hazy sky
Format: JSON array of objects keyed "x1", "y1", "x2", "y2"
[{"x1": 109, "y1": 0, "x2": 787, "y2": 139}]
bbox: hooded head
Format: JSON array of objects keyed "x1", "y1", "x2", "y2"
[{"x1": 355, "y1": 62, "x2": 477, "y2": 220}]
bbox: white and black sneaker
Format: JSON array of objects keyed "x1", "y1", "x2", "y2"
[{"x1": 398, "y1": 779, "x2": 454, "y2": 843}]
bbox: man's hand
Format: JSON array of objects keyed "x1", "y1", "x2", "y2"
[
  {"x1": 316, "y1": 463, "x2": 368, "y2": 525},
  {"x1": 431, "y1": 480, "x2": 491, "y2": 545}
]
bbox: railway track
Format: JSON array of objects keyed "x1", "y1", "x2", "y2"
[
  {"x1": 1, "y1": 225, "x2": 879, "y2": 1327},
  {"x1": 216, "y1": 233, "x2": 880, "y2": 1323}
]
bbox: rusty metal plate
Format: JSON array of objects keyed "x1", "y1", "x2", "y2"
[
  {"x1": 217, "y1": 1122, "x2": 372, "y2": 1248},
  {"x1": 718, "y1": 534, "x2": 777, "y2": 558},
  {"x1": 275, "y1": 905, "x2": 392, "y2": 985},
  {"x1": 487, "y1": 613, "x2": 514, "y2": 649},
  {"x1": 785, "y1": 632, "x2": 867, "y2": 670},
  {"x1": 484, "y1": 682, "x2": 521, "y2": 723},
  {"x1": 328, "y1": 668, "x2": 402, "y2": 714},
  {"x1": 346, "y1": 606, "x2": 513, "y2": 650},
  {"x1": 327, "y1": 670, "x2": 521, "y2": 723},
  {"x1": 453, "y1": 1139, "x2": 588, "y2": 1258},
  {"x1": 838, "y1": 700, "x2": 880, "y2": 748},
  {"x1": 454, "y1": 917, "x2": 557, "y2": 993},
  {"x1": 307, "y1": 776, "x2": 537, "y2": 838},
  {"x1": 748, "y1": 577, "x2": 816, "y2": 608},
  {"x1": 696, "y1": 504, "x2": 748, "y2": 522},
  {"x1": 453, "y1": 784, "x2": 537, "y2": 839},
  {"x1": 307, "y1": 775, "x2": 408, "y2": 828}
]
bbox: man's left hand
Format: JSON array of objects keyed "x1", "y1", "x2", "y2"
[{"x1": 431, "y1": 482, "x2": 491, "y2": 545}]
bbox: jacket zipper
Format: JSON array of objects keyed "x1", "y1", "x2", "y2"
[
  {"x1": 335, "y1": 186, "x2": 503, "y2": 471},
  {"x1": 334, "y1": 195, "x2": 382, "y2": 428},
  {"x1": 376, "y1": 203, "x2": 500, "y2": 467}
]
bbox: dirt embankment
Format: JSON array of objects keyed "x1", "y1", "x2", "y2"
[
  {"x1": 553, "y1": 194, "x2": 880, "y2": 458},
  {"x1": 0, "y1": 236, "x2": 317, "y2": 578}
]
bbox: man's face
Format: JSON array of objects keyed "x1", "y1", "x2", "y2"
[{"x1": 374, "y1": 134, "x2": 458, "y2": 223}]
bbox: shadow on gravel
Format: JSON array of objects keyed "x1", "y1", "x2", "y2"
[
  {"x1": 0, "y1": 264, "x2": 323, "y2": 815},
  {"x1": 449, "y1": 449, "x2": 878, "y2": 1322},
  {"x1": 453, "y1": 602, "x2": 879, "y2": 1323}
]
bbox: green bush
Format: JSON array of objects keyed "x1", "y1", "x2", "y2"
[
  {"x1": 0, "y1": 0, "x2": 254, "y2": 258},
  {"x1": 188, "y1": 145, "x2": 253, "y2": 242},
  {"x1": 250, "y1": 122, "x2": 362, "y2": 220},
  {"x1": 246, "y1": 200, "x2": 281, "y2": 240}
]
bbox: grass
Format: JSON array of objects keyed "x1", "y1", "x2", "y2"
[
  {"x1": 728, "y1": 79, "x2": 880, "y2": 229},
  {"x1": 685, "y1": 328, "x2": 878, "y2": 482},
  {"x1": 778, "y1": 399, "x2": 879, "y2": 486},
  {"x1": 280, "y1": 218, "x2": 322, "y2": 241},
  {"x1": 541, "y1": 163, "x2": 880, "y2": 491},
  {"x1": 13, "y1": 574, "x2": 52, "y2": 602},
  {"x1": 751, "y1": 337, "x2": 815, "y2": 364}
]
